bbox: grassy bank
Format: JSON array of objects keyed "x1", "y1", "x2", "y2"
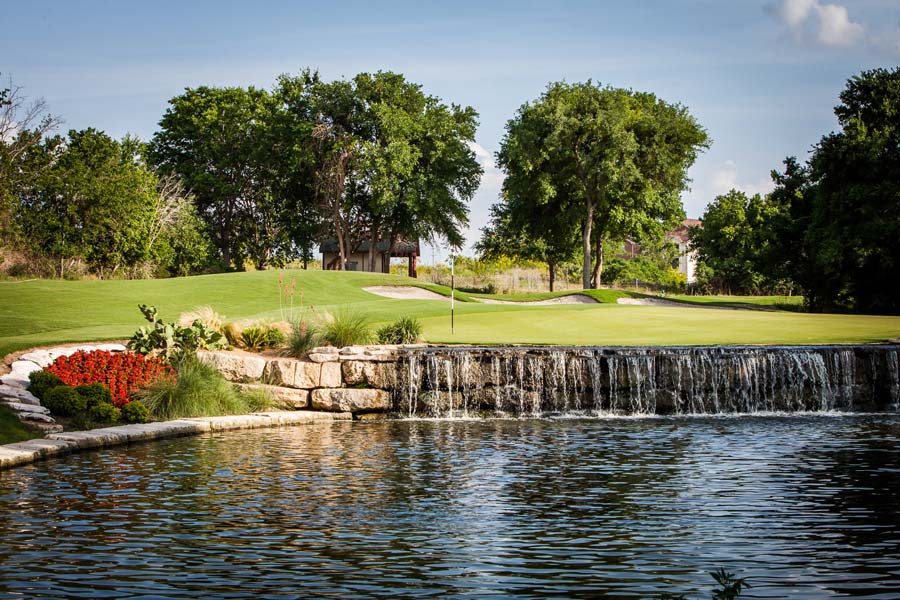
[
  {"x1": 0, "y1": 405, "x2": 39, "y2": 444},
  {"x1": 1, "y1": 270, "x2": 899, "y2": 357}
]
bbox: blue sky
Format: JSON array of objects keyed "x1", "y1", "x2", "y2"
[{"x1": 4, "y1": 0, "x2": 899, "y2": 261}]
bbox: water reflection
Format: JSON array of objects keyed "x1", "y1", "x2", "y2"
[{"x1": 1, "y1": 416, "x2": 899, "y2": 599}]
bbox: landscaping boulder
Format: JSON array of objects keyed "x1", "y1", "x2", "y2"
[
  {"x1": 0, "y1": 385, "x2": 41, "y2": 406},
  {"x1": 319, "y1": 362, "x2": 342, "y2": 387},
  {"x1": 311, "y1": 388, "x2": 391, "y2": 413},
  {"x1": 264, "y1": 359, "x2": 321, "y2": 389},
  {"x1": 342, "y1": 361, "x2": 397, "y2": 389},
  {"x1": 307, "y1": 346, "x2": 339, "y2": 363},
  {"x1": 234, "y1": 384, "x2": 309, "y2": 409},
  {"x1": 198, "y1": 350, "x2": 266, "y2": 382}
]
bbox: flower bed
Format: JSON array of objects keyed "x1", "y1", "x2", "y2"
[{"x1": 46, "y1": 350, "x2": 173, "y2": 406}]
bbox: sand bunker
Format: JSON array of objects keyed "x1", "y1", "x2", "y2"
[
  {"x1": 479, "y1": 294, "x2": 598, "y2": 305},
  {"x1": 617, "y1": 297, "x2": 739, "y2": 310},
  {"x1": 363, "y1": 286, "x2": 450, "y2": 301}
]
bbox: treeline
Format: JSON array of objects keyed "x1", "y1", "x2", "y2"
[
  {"x1": 692, "y1": 67, "x2": 900, "y2": 314},
  {"x1": 0, "y1": 70, "x2": 481, "y2": 277}
]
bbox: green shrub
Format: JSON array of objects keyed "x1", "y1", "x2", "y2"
[
  {"x1": 137, "y1": 354, "x2": 250, "y2": 420},
  {"x1": 74, "y1": 383, "x2": 113, "y2": 408},
  {"x1": 121, "y1": 400, "x2": 151, "y2": 424},
  {"x1": 128, "y1": 304, "x2": 226, "y2": 358},
  {"x1": 376, "y1": 316, "x2": 423, "y2": 345},
  {"x1": 321, "y1": 310, "x2": 372, "y2": 347},
  {"x1": 282, "y1": 319, "x2": 321, "y2": 357},
  {"x1": 240, "y1": 324, "x2": 285, "y2": 351},
  {"x1": 87, "y1": 402, "x2": 121, "y2": 424},
  {"x1": 43, "y1": 385, "x2": 87, "y2": 417},
  {"x1": 28, "y1": 370, "x2": 64, "y2": 400}
]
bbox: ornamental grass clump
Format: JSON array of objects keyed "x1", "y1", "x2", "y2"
[
  {"x1": 376, "y1": 316, "x2": 423, "y2": 345},
  {"x1": 282, "y1": 318, "x2": 321, "y2": 358},
  {"x1": 137, "y1": 354, "x2": 250, "y2": 420},
  {"x1": 321, "y1": 309, "x2": 372, "y2": 347}
]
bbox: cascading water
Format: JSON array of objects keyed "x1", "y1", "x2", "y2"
[{"x1": 392, "y1": 345, "x2": 900, "y2": 418}]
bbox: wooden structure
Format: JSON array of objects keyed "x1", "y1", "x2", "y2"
[{"x1": 320, "y1": 239, "x2": 419, "y2": 278}]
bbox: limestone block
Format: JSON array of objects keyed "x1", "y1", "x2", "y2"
[
  {"x1": 342, "y1": 361, "x2": 397, "y2": 388},
  {"x1": 1, "y1": 401, "x2": 50, "y2": 415},
  {"x1": 311, "y1": 388, "x2": 391, "y2": 413},
  {"x1": 264, "y1": 359, "x2": 321, "y2": 389},
  {"x1": 0, "y1": 373, "x2": 28, "y2": 388},
  {"x1": 18, "y1": 412, "x2": 55, "y2": 423},
  {"x1": 197, "y1": 350, "x2": 266, "y2": 382},
  {"x1": 18, "y1": 350, "x2": 55, "y2": 368},
  {"x1": 319, "y1": 362, "x2": 343, "y2": 387},
  {"x1": 234, "y1": 384, "x2": 309, "y2": 409},
  {"x1": 308, "y1": 353, "x2": 339, "y2": 363},
  {"x1": 310, "y1": 346, "x2": 339, "y2": 355},
  {"x1": 21, "y1": 419, "x2": 63, "y2": 433},
  {"x1": 0, "y1": 385, "x2": 41, "y2": 405}
]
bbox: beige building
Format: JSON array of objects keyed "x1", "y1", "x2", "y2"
[
  {"x1": 320, "y1": 239, "x2": 420, "y2": 277},
  {"x1": 667, "y1": 218, "x2": 701, "y2": 283}
]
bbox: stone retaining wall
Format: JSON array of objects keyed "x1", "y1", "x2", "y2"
[{"x1": 197, "y1": 345, "x2": 409, "y2": 415}]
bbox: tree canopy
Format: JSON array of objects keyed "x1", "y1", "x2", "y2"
[{"x1": 490, "y1": 81, "x2": 708, "y2": 289}]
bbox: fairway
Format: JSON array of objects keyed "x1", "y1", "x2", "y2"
[{"x1": 1, "y1": 270, "x2": 899, "y2": 357}]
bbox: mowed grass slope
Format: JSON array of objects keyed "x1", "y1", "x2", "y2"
[{"x1": 1, "y1": 270, "x2": 899, "y2": 357}]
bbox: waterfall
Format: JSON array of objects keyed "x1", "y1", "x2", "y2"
[{"x1": 392, "y1": 345, "x2": 900, "y2": 418}]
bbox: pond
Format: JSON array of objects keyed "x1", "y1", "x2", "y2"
[{"x1": 2, "y1": 416, "x2": 899, "y2": 599}]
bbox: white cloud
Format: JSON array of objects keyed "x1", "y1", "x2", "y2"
[
  {"x1": 767, "y1": 0, "x2": 865, "y2": 48},
  {"x1": 815, "y1": 3, "x2": 864, "y2": 46},
  {"x1": 711, "y1": 160, "x2": 776, "y2": 198}
]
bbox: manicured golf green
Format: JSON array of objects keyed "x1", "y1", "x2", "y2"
[{"x1": 1, "y1": 270, "x2": 898, "y2": 357}]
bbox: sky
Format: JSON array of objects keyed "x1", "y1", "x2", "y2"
[{"x1": 4, "y1": 0, "x2": 899, "y2": 263}]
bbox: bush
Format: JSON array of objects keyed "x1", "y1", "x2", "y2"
[
  {"x1": 240, "y1": 387, "x2": 273, "y2": 413},
  {"x1": 74, "y1": 383, "x2": 113, "y2": 408},
  {"x1": 321, "y1": 309, "x2": 372, "y2": 347},
  {"x1": 223, "y1": 322, "x2": 242, "y2": 347},
  {"x1": 121, "y1": 400, "x2": 151, "y2": 424},
  {"x1": 137, "y1": 354, "x2": 251, "y2": 420},
  {"x1": 27, "y1": 370, "x2": 64, "y2": 400},
  {"x1": 282, "y1": 319, "x2": 321, "y2": 357},
  {"x1": 43, "y1": 386, "x2": 87, "y2": 417},
  {"x1": 376, "y1": 316, "x2": 423, "y2": 345},
  {"x1": 47, "y1": 350, "x2": 173, "y2": 406},
  {"x1": 128, "y1": 304, "x2": 226, "y2": 358},
  {"x1": 86, "y1": 402, "x2": 121, "y2": 425},
  {"x1": 240, "y1": 324, "x2": 285, "y2": 351}
]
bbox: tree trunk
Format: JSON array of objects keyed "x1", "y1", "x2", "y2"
[
  {"x1": 548, "y1": 258, "x2": 556, "y2": 292},
  {"x1": 591, "y1": 237, "x2": 604, "y2": 289},
  {"x1": 368, "y1": 218, "x2": 380, "y2": 273},
  {"x1": 581, "y1": 198, "x2": 595, "y2": 289},
  {"x1": 334, "y1": 201, "x2": 346, "y2": 270}
]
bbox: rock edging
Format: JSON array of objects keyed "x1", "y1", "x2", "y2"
[{"x1": 0, "y1": 410, "x2": 351, "y2": 471}]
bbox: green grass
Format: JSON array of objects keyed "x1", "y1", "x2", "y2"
[
  {"x1": 664, "y1": 294, "x2": 805, "y2": 310},
  {"x1": 0, "y1": 404, "x2": 40, "y2": 445},
  {"x1": 1, "y1": 270, "x2": 898, "y2": 357}
]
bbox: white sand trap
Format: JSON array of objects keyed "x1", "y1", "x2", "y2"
[
  {"x1": 364, "y1": 286, "x2": 449, "y2": 301},
  {"x1": 617, "y1": 297, "x2": 738, "y2": 310},
  {"x1": 479, "y1": 294, "x2": 598, "y2": 306}
]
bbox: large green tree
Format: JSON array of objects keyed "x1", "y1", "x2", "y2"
[
  {"x1": 291, "y1": 71, "x2": 481, "y2": 271},
  {"x1": 0, "y1": 77, "x2": 62, "y2": 247},
  {"x1": 495, "y1": 81, "x2": 708, "y2": 289},
  {"x1": 150, "y1": 86, "x2": 286, "y2": 269},
  {"x1": 17, "y1": 129, "x2": 160, "y2": 277},
  {"x1": 766, "y1": 67, "x2": 900, "y2": 313},
  {"x1": 691, "y1": 189, "x2": 789, "y2": 294}
]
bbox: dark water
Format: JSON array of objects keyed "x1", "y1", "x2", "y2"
[{"x1": 2, "y1": 416, "x2": 900, "y2": 599}]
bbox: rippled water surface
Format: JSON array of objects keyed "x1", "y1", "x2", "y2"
[{"x1": 2, "y1": 416, "x2": 900, "y2": 599}]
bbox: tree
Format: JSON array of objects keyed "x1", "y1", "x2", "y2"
[
  {"x1": 691, "y1": 189, "x2": 784, "y2": 294},
  {"x1": 294, "y1": 71, "x2": 481, "y2": 271},
  {"x1": 17, "y1": 129, "x2": 160, "y2": 277},
  {"x1": 0, "y1": 75, "x2": 62, "y2": 246},
  {"x1": 150, "y1": 86, "x2": 284, "y2": 269},
  {"x1": 495, "y1": 81, "x2": 708, "y2": 289},
  {"x1": 767, "y1": 67, "x2": 900, "y2": 313}
]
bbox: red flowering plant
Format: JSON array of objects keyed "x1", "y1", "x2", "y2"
[{"x1": 46, "y1": 350, "x2": 174, "y2": 406}]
